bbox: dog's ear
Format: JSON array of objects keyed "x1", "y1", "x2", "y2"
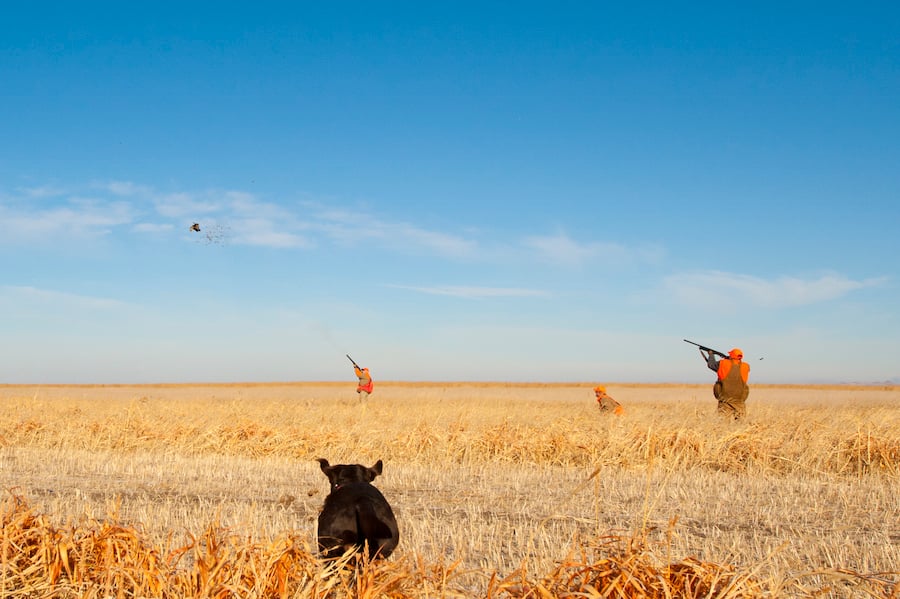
[
  {"x1": 369, "y1": 459, "x2": 384, "y2": 478},
  {"x1": 317, "y1": 458, "x2": 331, "y2": 476}
]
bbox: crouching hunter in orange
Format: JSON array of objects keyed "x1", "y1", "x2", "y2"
[
  {"x1": 594, "y1": 385, "x2": 623, "y2": 415},
  {"x1": 700, "y1": 348, "x2": 750, "y2": 419}
]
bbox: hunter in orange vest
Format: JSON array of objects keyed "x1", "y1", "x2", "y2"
[
  {"x1": 594, "y1": 385, "x2": 623, "y2": 415},
  {"x1": 701, "y1": 347, "x2": 750, "y2": 419},
  {"x1": 354, "y1": 365, "x2": 374, "y2": 400}
]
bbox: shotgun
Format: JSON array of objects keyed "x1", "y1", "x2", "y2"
[{"x1": 683, "y1": 339, "x2": 728, "y2": 359}]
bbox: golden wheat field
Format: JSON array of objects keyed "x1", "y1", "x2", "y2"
[{"x1": 1, "y1": 382, "x2": 898, "y2": 598}]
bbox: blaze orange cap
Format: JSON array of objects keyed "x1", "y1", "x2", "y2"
[
  {"x1": 729, "y1": 348, "x2": 743, "y2": 359},
  {"x1": 593, "y1": 385, "x2": 606, "y2": 393}
]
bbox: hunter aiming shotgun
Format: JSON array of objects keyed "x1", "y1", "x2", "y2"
[
  {"x1": 683, "y1": 339, "x2": 728, "y2": 359},
  {"x1": 348, "y1": 355, "x2": 374, "y2": 399},
  {"x1": 687, "y1": 339, "x2": 752, "y2": 419}
]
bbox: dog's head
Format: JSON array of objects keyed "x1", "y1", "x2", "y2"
[{"x1": 317, "y1": 458, "x2": 384, "y2": 491}]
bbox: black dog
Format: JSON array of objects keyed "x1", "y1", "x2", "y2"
[{"x1": 316, "y1": 458, "x2": 399, "y2": 560}]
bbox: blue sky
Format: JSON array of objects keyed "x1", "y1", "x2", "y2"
[{"x1": 2, "y1": 3, "x2": 898, "y2": 384}]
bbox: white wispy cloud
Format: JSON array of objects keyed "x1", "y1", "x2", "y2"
[
  {"x1": 388, "y1": 224, "x2": 478, "y2": 257},
  {"x1": 221, "y1": 193, "x2": 313, "y2": 248},
  {"x1": 231, "y1": 222, "x2": 311, "y2": 248},
  {"x1": 99, "y1": 180, "x2": 153, "y2": 197},
  {"x1": 16, "y1": 184, "x2": 68, "y2": 198},
  {"x1": 387, "y1": 284, "x2": 548, "y2": 299},
  {"x1": 227, "y1": 191, "x2": 275, "y2": 214},
  {"x1": 4, "y1": 180, "x2": 483, "y2": 254},
  {"x1": 133, "y1": 222, "x2": 174, "y2": 233},
  {"x1": 3, "y1": 181, "x2": 318, "y2": 249},
  {"x1": 66, "y1": 197, "x2": 134, "y2": 227},
  {"x1": 0, "y1": 194, "x2": 135, "y2": 240},
  {"x1": 306, "y1": 204, "x2": 478, "y2": 258},
  {"x1": 153, "y1": 191, "x2": 222, "y2": 219},
  {"x1": 9, "y1": 181, "x2": 666, "y2": 264},
  {"x1": 664, "y1": 271, "x2": 887, "y2": 309},
  {"x1": 0, "y1": 285, "x2": 130, "y2": 311},
  {"x1": 523, "y1": 231, "x2": 664, "y2": 268},
  {"x1": 144, "y1": 188, "x2": 314, "y2": 247}
]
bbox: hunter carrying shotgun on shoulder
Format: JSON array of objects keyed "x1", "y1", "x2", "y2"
[
  {"x1": 347, "y1": 354, "x2": 374, "y2": 401},
  {"x1": 685, "y1": 340, "x2": 750, "y2": 420}
]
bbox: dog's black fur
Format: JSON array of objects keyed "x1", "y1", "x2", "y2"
[{"x1": 316, "y1": 458, "x2": 399, "y2": 560}]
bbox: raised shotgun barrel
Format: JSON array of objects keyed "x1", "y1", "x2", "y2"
[{"x1": 683, "y1": 339, "x2": 728, "y2": 359}]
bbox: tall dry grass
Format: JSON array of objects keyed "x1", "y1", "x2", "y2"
[{"x1": 1, "y1": 382, "x2": 898, "y2": 597}]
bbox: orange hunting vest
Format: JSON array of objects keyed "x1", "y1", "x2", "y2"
[
  {"x1": 717, "y1": 358, "x2": 749, "y2": 383},
  {"x1": 356, "y1": 370, "x2": 374, "y2": 393},
  {"x1": 717, "y1": 358, "x2": 749, "y2": 400}
]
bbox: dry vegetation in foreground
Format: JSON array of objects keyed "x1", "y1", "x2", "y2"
[{"x1": 1, "y1": 382, "x2": 898, "y2": 598}]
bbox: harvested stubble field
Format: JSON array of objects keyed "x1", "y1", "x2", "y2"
[{"x1": 1, "y1": 382, "x2": 898, "y2": 598}]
